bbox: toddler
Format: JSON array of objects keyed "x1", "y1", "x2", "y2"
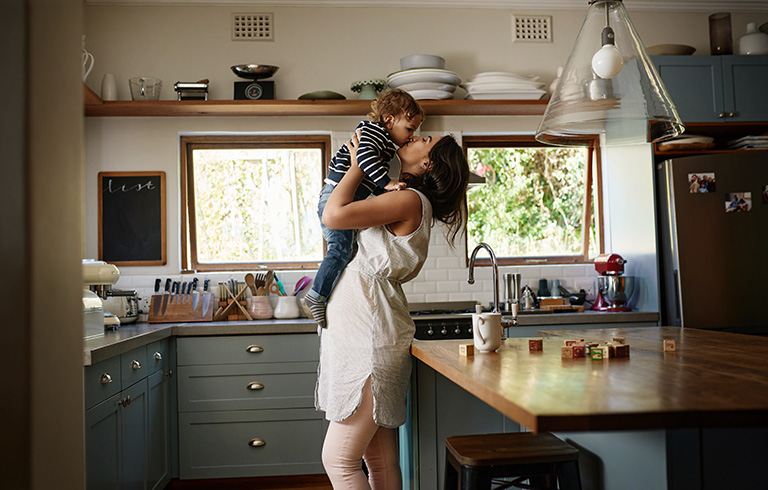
[{"x1": 302, "y1": 88, "x2": 425, "y2": 328}]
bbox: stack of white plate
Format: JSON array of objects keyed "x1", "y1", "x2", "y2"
[
  {"x1": 461, "y1": 72, "x2": 546, "y2": 100},
  {"x1": 386, "y1": 68, "x2": 462, "y2": 100}
]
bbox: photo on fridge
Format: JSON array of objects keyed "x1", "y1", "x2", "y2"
[
  {"x1": 725, "y1": 192, "x2": 752, "y2": 213},
  {"x1": 688, "y1": 172, "x2": 716, "y2": 193}
]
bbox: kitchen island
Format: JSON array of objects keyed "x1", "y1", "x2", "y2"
[{"x1": 411, "y1": 327, "x2": 768, "y2": 489}]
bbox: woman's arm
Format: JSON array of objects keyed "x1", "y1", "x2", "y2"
[{"x1": 323, "y1": 131, "x2": 422, "y2": 235}]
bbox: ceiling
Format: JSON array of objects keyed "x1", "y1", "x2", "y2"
[{"x1": 85, "y1": 0, "x2": 768, "y2": 13}]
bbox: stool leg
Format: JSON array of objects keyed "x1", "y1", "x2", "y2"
[
  {"x1": 444, "y1": 458, "x2": 459, "y2": 490},
  {"x1": 461, "y1": 466, "x2": 493, "y2": 490},
  {"x1": 557, "y1": 460, "x2": 582, "y2": 490}
]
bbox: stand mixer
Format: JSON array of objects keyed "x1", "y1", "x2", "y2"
[
  {"x1": 82, "y1": 259, "x2": 121, "y2": 338},
  {"x1": 591, "y1": 253, "x2": 635, "y2": 312}
]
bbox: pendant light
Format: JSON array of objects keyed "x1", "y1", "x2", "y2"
[{"x1": 536, "y1": 0, "x2": 685, "y2": 147}]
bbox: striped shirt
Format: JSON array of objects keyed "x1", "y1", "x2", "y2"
[{"x1": 326, "y1": 120, "x2": 397, "y2": 195}]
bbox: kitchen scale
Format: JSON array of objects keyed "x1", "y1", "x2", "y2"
[{"x1": 232, "y1": 64, "x2": 277, "y2": 100}]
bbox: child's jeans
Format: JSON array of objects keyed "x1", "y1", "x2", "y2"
[{"x1": 307, "y1": 182, "x2": 371, "y2": 302}]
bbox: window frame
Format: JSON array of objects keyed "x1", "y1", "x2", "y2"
[
  {"x1": 180, "y1": 134, "x2": 331, "y2": 273},
  {"x1": 462, "y1": 134, "x2": 604, "y2": 266}
]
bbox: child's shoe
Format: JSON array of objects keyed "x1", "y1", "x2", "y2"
[{"x1": 302, "y1": 295, "x2": 327, "y2": 329}]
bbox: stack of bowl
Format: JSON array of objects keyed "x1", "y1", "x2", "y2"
[
  {"x1": 461, "y1": 72, "x2": 546, "y2": 100},
  {"x1": 386, "y1": 54, "x2": 461, "y2": 100}
]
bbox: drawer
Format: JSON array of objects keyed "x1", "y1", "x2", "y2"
[
  {"x1": 84, "y1": 356, "x2": 122, "y2": 410},
  {"x1": 177, "y1": 362, "x2": 318, "y2": 412},
  {"x1": 146, "y1": 339, "x2": 169, "y2": 374},
  {"x1": 179, "y1": 409, "x2": 327, "y2": 479},
  {"x1": 120, "y1": 344, "x2": 148, "y2": 388},
  {"x1": 177, "y1": 334, "x2": 319, "y2": 366}
]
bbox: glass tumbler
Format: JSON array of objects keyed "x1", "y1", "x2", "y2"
[{"x1": 709, "y1": 13, "x2": 733, "y2": 55}]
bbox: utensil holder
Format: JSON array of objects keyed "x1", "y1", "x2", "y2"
[
  {"x1": 273, "y1": 296, "x2": 300, "y2": 319},
  {"x1": 248, "y1": 296, "x2": 273, "y2": 320}
]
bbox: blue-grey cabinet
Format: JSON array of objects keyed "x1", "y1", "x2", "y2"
[
  {"x1": 176, "y1": 334, "x2": 327, "y2": 479},
  {"x1": 652, "y1": 55, "x2": 768, "y2": 122},
  {"x1": 84, "y1": 339, "x2": 173, "y2": 490}
]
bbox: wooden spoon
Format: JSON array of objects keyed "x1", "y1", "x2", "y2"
[{"x1": 245, "y1": 273, "x2": 256, "y2": 295}]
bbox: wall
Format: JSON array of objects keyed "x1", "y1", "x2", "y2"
[
  {"x1": 83, "y1": 4, "x2": 768, "y2": 316},
  {"x1": 2, "y1": 0, "x2": 86, "y2": 488}
]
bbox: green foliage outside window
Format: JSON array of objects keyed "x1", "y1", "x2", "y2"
[
  {"x1": 466, "y1": 146, "x2": 596, "y2": 258},
  {"x1": 192, "y1": 148, "x2": 323, "y2": 264}
]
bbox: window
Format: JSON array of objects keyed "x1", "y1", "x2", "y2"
[
  {"x1": 180, "y1": 135, "x2": 331, "y2": 272},
  {"x1": 463, "y1": 135, "x2": 603, "y2": 265}
]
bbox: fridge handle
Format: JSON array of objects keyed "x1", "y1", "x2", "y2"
[{"x1": 672, "y1": 269, "x2": 682, "y2": 327}]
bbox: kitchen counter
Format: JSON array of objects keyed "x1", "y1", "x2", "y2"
[
  {"x1": 82, "y1": 311, "x2": 658, "y2": 366},
  {"x1": 411, "y1": 326, "x2": 768, "y2": 433},
  {"x1": 83, "y1": 319, "x2": 317, "y2": 365}
]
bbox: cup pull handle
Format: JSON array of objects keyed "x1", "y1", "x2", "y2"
[
  {"x1": 476, "y1": 317, "x2": 486, "y2": 342},
  {"x1": 101, "y1": 373, "x2": 112, "y2": 385},
  {"x1": 246, "y1": 345, "x2": 264, "y2": 353},
  {"x1": 248, "y1": 438, "x2": 266, "y2": 447},
  {"x1": 247, "y1": 382, "x2": 264, "y2": 391}
]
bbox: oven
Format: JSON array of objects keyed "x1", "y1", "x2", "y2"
[{"x1": 409, "y1": 301, "x2": 478, "y2": 340}]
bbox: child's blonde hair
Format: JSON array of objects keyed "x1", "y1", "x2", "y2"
[{"x1": 367, "y1": 88, "x2": 425, "y2": 125}]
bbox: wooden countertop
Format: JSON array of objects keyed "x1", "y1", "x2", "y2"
[{"x1": 411, "y1": 327, "x2": 768, "y2": 433}]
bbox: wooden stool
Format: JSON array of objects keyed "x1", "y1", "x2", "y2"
[{"x1": 444, "y1": 432, "x2": 581, "y2": 490}]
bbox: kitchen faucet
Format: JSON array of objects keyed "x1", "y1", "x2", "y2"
[{"x1": 468, "y1": 242, "x2": 518, "y2": 327}]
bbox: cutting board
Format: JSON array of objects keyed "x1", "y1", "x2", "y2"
[{"x1": 148, "y1": 293, "x2": 215, "y2": 323}]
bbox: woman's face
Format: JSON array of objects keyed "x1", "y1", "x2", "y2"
[{"x1": 397, "y1": 135, "x2": 438, "y2": 177}]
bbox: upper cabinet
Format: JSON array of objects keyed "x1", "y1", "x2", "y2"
[{"x1": 652, "y1": 55, "x2": 768, "y2": 123}]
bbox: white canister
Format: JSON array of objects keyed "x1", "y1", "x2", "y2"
[
  {"x1": 101, "y1": 73, "x2": 118, "y2": 101},
  {"x1": 273, "y1": 296, "x2": 300, "y2": 319},
  {"x1": 739, "y1": 22, "x2": 768, "y2": 55}
]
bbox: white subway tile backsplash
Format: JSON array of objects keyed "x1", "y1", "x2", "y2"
[{"x1": 436, "y1": 280, "x2": 461, "y2": 293}]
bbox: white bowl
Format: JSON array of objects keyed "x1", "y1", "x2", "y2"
[
  {"x1": 397, "y1": 81, "x2": 457, "y2": 93},
  {"x1": 400, "y1": 54, "x2": 446, "y2": 70},
  {"x1": 405, "y1": 89, "x2": 454, "y2": 100}
]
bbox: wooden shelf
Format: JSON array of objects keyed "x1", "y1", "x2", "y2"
[
  {"x1": 84, "y1": 98, "x2": 549, "y2": 117},
  {"x1": 653, "y1": 122, "x2": 768, "y2": 158}
]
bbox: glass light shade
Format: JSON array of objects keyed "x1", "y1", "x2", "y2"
[{"x1": 536, "y1": 0, "x2": 685, "y2": 147}]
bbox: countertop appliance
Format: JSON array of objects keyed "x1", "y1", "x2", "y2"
[
  {"x1": 591, "y1": 253, "x2": 635, "y2": 312},
  {"x1": 82, "y1": 259, "x2": 121, "y2": 338},
  {"x1": 656, "y1": 152, "x2": 768, "y2": 334}
]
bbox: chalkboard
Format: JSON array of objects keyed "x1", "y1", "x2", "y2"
[{"x1": 98, "y1": 171, "x2": 166, "y2": 266}]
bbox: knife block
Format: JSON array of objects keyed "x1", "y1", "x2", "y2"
[{"x1": 148, "y1": 293, "x2": 215, "y2": 323}]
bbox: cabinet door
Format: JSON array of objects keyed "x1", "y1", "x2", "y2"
[
  {"x1": 147, "y1": 370, "x2": 171, "y2": 490},
  {"x1": 652, "y1": 56, "x2": 724, "y2": 122},
  {"x1": 85, "y1": 393, "x2": 122, "y2": 490},
  {"x1": 121, "y1": 378, "x2": 148, "y2": 490},
  {"x1": 722, "y1": 55, "x2": 768, "y2": 121}
]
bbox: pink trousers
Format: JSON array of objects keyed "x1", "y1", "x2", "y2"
[{"x1": 321, "y1": 377, "x2": 402, "y2": 489}]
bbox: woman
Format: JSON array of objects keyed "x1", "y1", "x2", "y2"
[{"x1": 316, "y1": 131, "x2": 469, "y2": 489}]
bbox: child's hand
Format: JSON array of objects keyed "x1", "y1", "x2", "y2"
[{"x1": 385, "y1": 180, "x2": 407, "y2": 191}]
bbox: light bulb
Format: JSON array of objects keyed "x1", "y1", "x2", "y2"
[{"x1": 592, "y1": 43, "x2": 624, "y2": 79}]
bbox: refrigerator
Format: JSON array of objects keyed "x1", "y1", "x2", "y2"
[{"x1": 656, "y1": 152, "x2": 768, "y2": 334}]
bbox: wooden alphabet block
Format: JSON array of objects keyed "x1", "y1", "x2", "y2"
[
  {"x1": 613, "y1": 337, "x2": 626, "y2": 344},
  {"x1": 564, "y1": 338, "x2": 585, "y2": 346},
  {"x1": 572, "y1": 345, "x2": 586, "y2": 358},
  {"x1": 614, "y1": 344, "x2": 630, "y2": 358},
  {"x1": 529, "y1": 338, "x2": 543, "y2": 351},
  {"x1": 663, "y1": 339, "x2": 676, "y2": 352},
  {"x1": 590, "y1": 348, "x2": 604, "y2": 360},
  {"x1": 561, "y1": 346, "x2": 574, "y2": 358},
  {"x1": 459, "y1": 344, "x2": 474, "y2": 357}
]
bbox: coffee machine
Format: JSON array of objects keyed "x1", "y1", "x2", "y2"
[
  {"x1": 82, "y1": 259, "x2": 121, "y2": 338},
  {"x1": 591, "y1": 253, "x2": 635, "y2": 312}
]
